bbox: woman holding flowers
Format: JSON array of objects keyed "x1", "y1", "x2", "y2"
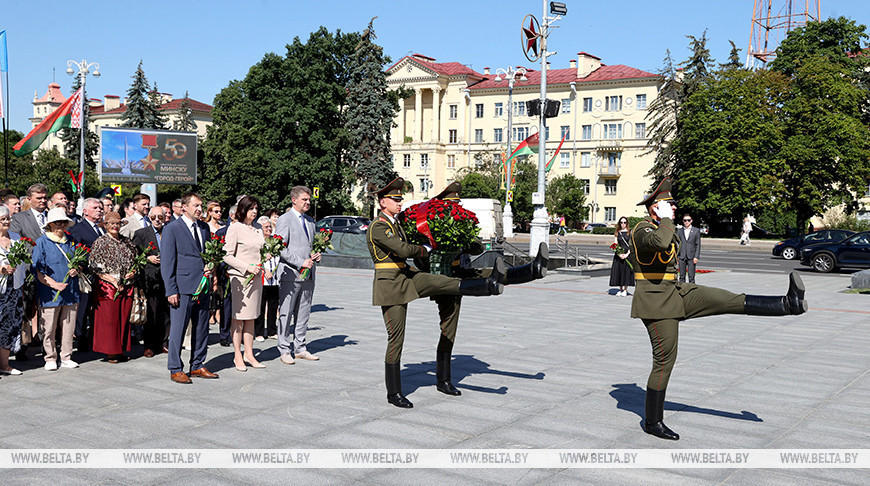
[
  {"x1": 609, "y1": 216, "x2": 635, "y2": 297},
  {"x1": 88, "y1": 212, "x2": 137, "y2": 363},
  {"x1": 0, "y1": 206, "x2": 28, "y2": 375},
  {"x1": 32, "y1": 207, "x2": 80, "y2": 371},
  {"x1": 223, "y1": 195, "x2": 265, "y2": 371}
]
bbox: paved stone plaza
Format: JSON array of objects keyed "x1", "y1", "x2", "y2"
[{"x1": 1, "y1": 266, "x2": 867, "y2": 484}]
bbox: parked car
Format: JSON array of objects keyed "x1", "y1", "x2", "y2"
[
  {"x1": 772, "y1": 229, "x2": 855, "y2": 260},
  {"x1": 584, "y1": 223, "x2": 608, "y2": 232},
  {"x1": 799, "y1": 231, "x2": 870, "y2": 273},
  {"x1": 315, "y1": 215, "x2": 371, "y2": 234}
]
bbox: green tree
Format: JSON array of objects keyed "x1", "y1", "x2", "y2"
[
  {"x1": 60, "y1": 76, "x2": 99, "y2": 168},
  {"x1": 545, "y1": 174, "x2": 588, "y2": 224},
  {"x1": 202, "y1": 27, "x2": 360, "y2": 214},
  {"x1": 148, "y1": 82, "x2": 168, "y2": 130},
  {"x1": 769, "y1": 17, "x2": 870, "y2": 76},
  {"x1": 173, "y1": 90, "x2": 197, "y2": 132},
  {"x1": 121, "y1": 61, "x2": 165, "y2": 129},
  {"x1": 720, "y1": 40, "x2": 742, "y2": 70},
  {"x1": 345, "y1": 18, "x2": 401, "y2": 214}
]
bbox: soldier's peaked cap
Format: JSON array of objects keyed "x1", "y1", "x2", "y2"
[
  {"x1": 637, "y1": 178, "x2": 675, "y2": 207},
  {"x1": 369, "y1": 177, "x2": 405, "y2": 199},
  {"x1": 433, "y1": 181, "x2": 462, "y2": 200}
]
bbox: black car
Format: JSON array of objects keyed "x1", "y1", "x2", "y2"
[
  {"x1": 772, "y1": 229, "x2": 855, "y2": 260},
  {"x1": 315, "y1": 215, "x2": 371, "y2": 234},
  {"x1": 800, "y1": 231, "x2": 870, "y2": 273}
]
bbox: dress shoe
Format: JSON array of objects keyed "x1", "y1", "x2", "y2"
[
  {"x1": 0, "y1": 368, "x2": 22, "y2": 376},
  {"x1": 190, "y1": 367, "x2": 219, "y2": 379},
  {"x1": 219, "y1": 339, "x2": 230, "y2": 347},
  {"x1": 143, "y1": 349, "x2": 155, "y2": 358},
  {"x1": 171, "y1": 372, "x2": 192, "y2": 384},
  {"x1": 244, "y1": 358, "x2": 266, "y2": 368},
  {"x1": 294, "y1": 350, "x2": 319, "y2": 361},
  {"x1": 280, "y1": 353, "x2": 296, "y2": 365},
  {"x1": 60, "y1": 360, "x2": 79, "y2": 369}
]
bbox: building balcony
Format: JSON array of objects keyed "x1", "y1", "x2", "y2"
[
  {"x1": 598, "y1": 165, "x2": 621, "y2": 178},
  {"x1": 595, "y1": 139, "x2": 622, "y2": 152}
]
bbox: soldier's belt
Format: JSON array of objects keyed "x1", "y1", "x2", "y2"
[
  {"x1": 634, "y1": 272, "x2": 677, "y2": 281},
  {"x1": 375, "y1": 262, "x2": 406, "y2": 269}
]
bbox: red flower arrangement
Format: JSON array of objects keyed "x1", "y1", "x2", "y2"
[
  {"x1": 244, "y1": 234, "x2": 288, "y2": 286},
  {"x1": 52, "y1": 243, "x2": 90, "y2": 302},
  {"x1": 398, "y1": 199, "x2": 480, "y2": 253},
  {"x1": 194, "y1": 234, "x2": 226, "y2": 296},
  {"x1": 609, "y1": 242, "x2": 634, "y2": 270},
  {"x1": 300, "y1": 229, "x2": 333, "y2": 280}
]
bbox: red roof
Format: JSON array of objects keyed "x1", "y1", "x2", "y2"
[
  {"x1": 387, "y1": 55, "x2": 483, "y2": 78},
  {"x1": 90, "y1": 97, "x2": 213, "y2": 116},
  {"x1": 36, "y1": 83, "x2": 66, "y2": 104},
  {"x1": 469, "y1": 65, "x2": 657, "y2": 90}
]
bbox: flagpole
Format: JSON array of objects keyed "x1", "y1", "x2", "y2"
[{"x1": 66, "y1": 59, "x2": 100, "y2": 213}]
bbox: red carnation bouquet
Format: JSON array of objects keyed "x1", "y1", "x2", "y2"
[
  {"x1": 52, "y1": 243, "x2": 91, "y2": 302},
  {"x1": 610, "y1": 242, "x2": 634, "y2": 270},
  {"x1": 300, "y1": 229, "x2": 333, "y2": 280},
  {"x1": 244, "y1": 234, "x2": 287, "y2": 286},
  {"x1": 194, "y1": 235, "x2": 226, "y2": 296},
  {"x1": 399, "y1": 199, "x2": 480, "y2": 253},
  {"x1": 2, "y1": 237, "x2": 36, "y2": 287}
]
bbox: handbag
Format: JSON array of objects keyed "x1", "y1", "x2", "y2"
[{"x1": 129, "y1": 287, "x2": 147, "y2": 326}]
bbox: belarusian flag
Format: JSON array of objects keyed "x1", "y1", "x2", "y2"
[
  {"x1": 13, "y1": 87, "x2": 82, "y2": 156},
  {"x1": 504, "y1": 132, "x2": 539, "y2": 168},
  {"x1": 544, "y1": 133, "x2": 567, "y2": 172}
]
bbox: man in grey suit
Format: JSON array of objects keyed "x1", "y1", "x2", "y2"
[
  {"x1": 120, "y1": 193, "x2": 151, "y2": 239},
  {"x1": 274, "y1": 186, "x2": 321, "y2": 365},
  {"x1": 677, "y1": 213, "x2": 702, "y2": 283},
  {"x1": 10, "y1": 183, "x2": 49, "y2": 241}
]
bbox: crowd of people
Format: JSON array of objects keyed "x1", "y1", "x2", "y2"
[{"x1": 0, "y1": 183, "x2": 321, "y2": 379}]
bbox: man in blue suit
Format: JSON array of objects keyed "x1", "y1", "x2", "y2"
[
  {"x1": 67, "y1": 197, "x2": 105, "y2": 351},
  {"x1": 160, "y1": 192, "x2": 219, "y2": 384}
]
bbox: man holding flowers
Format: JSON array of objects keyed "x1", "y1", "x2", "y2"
[{"x1": 366, "y1": 177, "x2": 506, "y2": 409}]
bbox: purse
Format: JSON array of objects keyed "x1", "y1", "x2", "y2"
[{"x1": 128, "y1": 287, "x2": 147, "y2": 326}]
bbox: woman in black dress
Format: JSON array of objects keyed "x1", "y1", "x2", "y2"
[{"x1": 609, "y1": 217, "x2": 635, "y2": 296}]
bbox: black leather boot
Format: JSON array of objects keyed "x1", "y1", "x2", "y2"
[
  {"x1": 643, "y1": 388, "x2": 679, "y2": 440},
  {"x1": 435, "y1": 351, "x2": 461, "y2": 396},
  {"x1": 385, "y1": 362, "x2": 413, "y2": 408},
  {"x1": 459, "y1": 258, "x2": 505, "y2": 296},
  {"x1": 744, "y1": 272, "x2": 807, "y2": 316}
]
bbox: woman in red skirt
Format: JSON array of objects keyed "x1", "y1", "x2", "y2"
[{"x1": 88, "y1": 212, "x2": 137, "y2": 363}]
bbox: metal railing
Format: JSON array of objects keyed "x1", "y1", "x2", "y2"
[
  {"x1": 499, "y1": 238, "x2": 533, "y2": 267},
  {"x1": 554, "y1": 236, "x2": 590, "y2": 269}
]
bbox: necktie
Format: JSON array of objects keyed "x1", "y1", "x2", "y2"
[
  {"x1": 39, "y1": 212, "x2": 46, "y2": 232},
  {"x1": 300, "y1": 215, "x2": 309, "y2": 240},
  {"x1": 192, "y1": 223, "x2": 202, "y2": 251},
  {"x1": 155, "y1": 231, "x2": 161, "y2": 251},
  {"x1": 143, "y1": 215, "x2": 151, "y2": 227},
  {"x1": 94, "y1": 223, "x2": 103, "y2": 236}
]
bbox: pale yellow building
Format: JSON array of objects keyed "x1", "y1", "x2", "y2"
[
  {"x1": 386, "y1": 52, "x2": 661, "y2": 224},
  {"x1": 27, "y1": 83, "x2": 212, "y2": 155}
]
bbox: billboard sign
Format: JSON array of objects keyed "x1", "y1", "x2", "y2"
[{"x1": 99, "y1": 127, "x2": 197, "y2": 184}]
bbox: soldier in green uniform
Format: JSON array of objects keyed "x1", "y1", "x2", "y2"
[
  {"x1": 367, "y1": 177, "x2": 506, "y2": 409},
  {"x1": 426, "y1": 182, "x2": 548, "y2": 396},
  {"x1": 631, "y1": 178, "x2": 807, "y2": 440}
]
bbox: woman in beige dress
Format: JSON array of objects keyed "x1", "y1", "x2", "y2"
[{"x1": 223, "y1": 195, "x2": 265, "y2": 371}]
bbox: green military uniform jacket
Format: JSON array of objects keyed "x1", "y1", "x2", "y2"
[
  {"x1": 367, "y1": 211, "x2": 429, "y2": 306},
  {"x1": 630, "y1": 215, "x2": 686, "y2": 319}
]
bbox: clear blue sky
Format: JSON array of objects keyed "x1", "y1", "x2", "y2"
[{"x1": 2, "y1": 0, "x2": 868, "y2": 133}]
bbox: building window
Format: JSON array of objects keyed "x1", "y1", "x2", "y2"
[
  {"x1": 581, "y1": 125, "x2": 592, "y2": 140},
  {"x1": 449, "y1": 105, "x2": 457, "y2": 119},
  {"x1": 403, "y1": 154, "x2": 411, "y2": 168},
  {"x1": 580, "y1": 179, "x2": 590, "y2": 195},
  {"x1": 635, "y1": 123, "x2": 646, "y2": 139},
  {"x1": 605, "y1": 96, "x2": 622, "y2": 112},
  {"x1": 420, "y1": 178, "x2": 429, "y2": 194},
  {"x1": 420, "y1": 153, "x2": 429, "y2": 169},
  {"x1": 561, "y1": 98, "x2": 571, "y2": 114},
  {"x1": 605, "y1": 152, "x2": 620, "y2": 174},
  {"x1": 636, "y1": 94, "x2": 647, "y2": 109},
  {"x1": 560, "y1": 152, "x2": 570, "y2": 168},
  {"x1": 513, "y1": 101, "x2": 526, "y2": 116},
  {"x1": 494, "y1": 102, "x2": 503, "y2": 117},
  {"x1": 581, "y1": 152, "x2": 591, "y2": 167},
  {"x1": 604, "y1": 207, "x2": 616, "y2": 222},
  {"x1": 493, "y1": 128, "x2": 503, "y2": 143},
  {"x1": 449, "y1": 129, "x2": 458, "y2": 144},
  {"x1": 560, "y1": 125, "x2": 570, "y2": 140},
  {"x1": 583, "y1": 97, "x2": 592, "y2": 112},
  {"x1": 512, "y1": 126, "x2": 529, "y2": 141},
  {"x1": 605, "y1": 179, "x2": 617, "y2": 195},
  {"x1": 603, "y1": 123, "x2": 622, "y2": 139},
  {"x1": 447, "y1": 154, "x2": 456, "y2": 169},
  {"x1": 475, "y1": 103, "x2": 484, "y2": 118},
  {"x1": 474, "y1": 129, "x2": 483, "y2": 143}
]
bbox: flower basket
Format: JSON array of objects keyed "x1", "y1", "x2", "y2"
[
  {"x1": 428, "y1": 250, "x2": 459, "y2": 276},
  {"x1": 399, "y1": 199, "x2": 480, "y2": 254}
]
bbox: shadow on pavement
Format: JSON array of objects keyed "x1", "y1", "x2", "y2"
[
  {"x1": 402, "y1": 354, "x2": 546, "y2": 396},
  {"x1": 610, "y1": 383, "x2": 763, "y2": 422},
  {"x1": 311, "y1": 304, "x2": 343, "y2": 313}
]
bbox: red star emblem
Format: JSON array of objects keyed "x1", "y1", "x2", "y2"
[
  {"x1": 523, "y1": 18, "x2": 539, "y2": 58},
  {"x1": 141, "y1": 153, "x2": 158, "y2": 171}
]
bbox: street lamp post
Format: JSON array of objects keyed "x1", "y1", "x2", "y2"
[
  {"x1": 528, "y1": 1, "x2": 565, "y2": 257},
  {"x1": 494, "y1": 66, "x2": 527, "y2": 238},
  {"x1": 66, "y1": 59, "x2": 100, "y2": 214}
]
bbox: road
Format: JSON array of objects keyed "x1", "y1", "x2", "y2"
[{"x1": 505, "y1": 240, "x2": 859, "y2": 279}]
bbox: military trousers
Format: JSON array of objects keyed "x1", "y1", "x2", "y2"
[
  {"x1": 642, "y1": 284, "x2": 745, "y2": 391},
  {"x1": 381, "y1": 273, "x2": 462, "y2": 364}
]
